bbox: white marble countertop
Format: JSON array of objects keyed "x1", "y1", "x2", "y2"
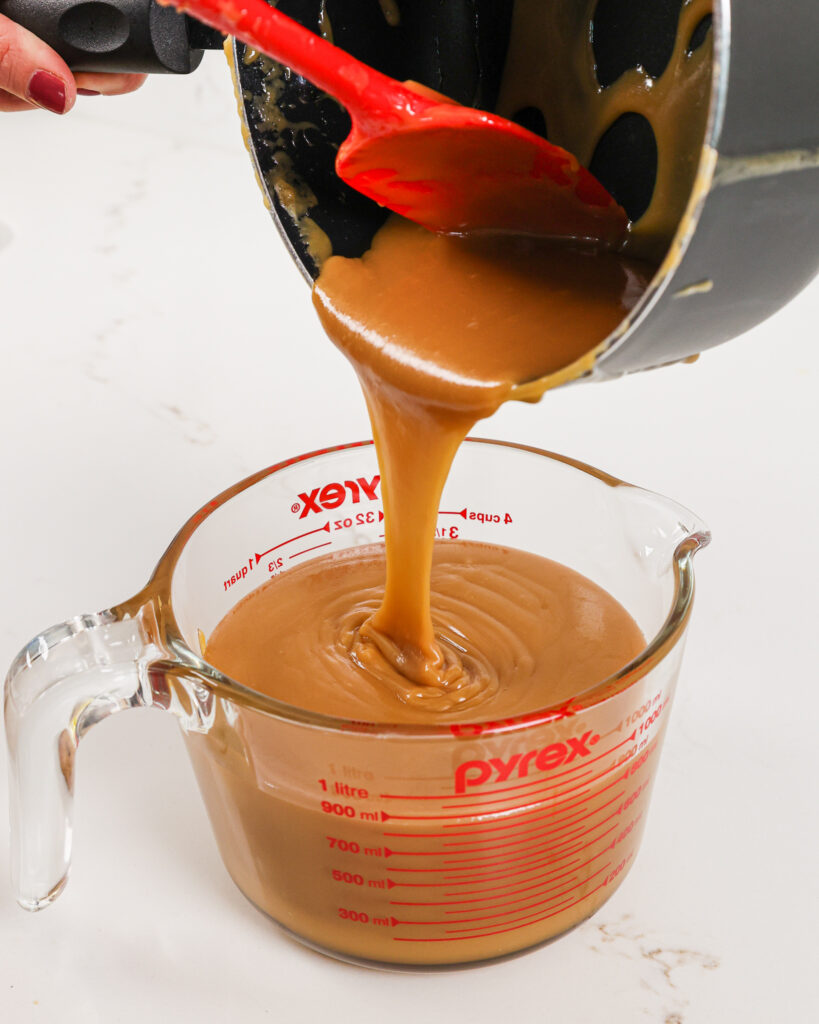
[{"x1": 1, "y1": 54, "x2": 818, "y2": 1023}]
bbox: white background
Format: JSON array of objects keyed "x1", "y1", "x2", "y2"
[{"x1": 1, "y1": 53, "x2": 817, "y2": 1022}]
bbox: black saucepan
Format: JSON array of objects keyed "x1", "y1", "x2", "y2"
[{"x1": 6, "y1": 0, "x2": 818, "y2": 379}]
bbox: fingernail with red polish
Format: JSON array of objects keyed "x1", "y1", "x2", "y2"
[
  {"x1": 28, "y1": 71, "x2": 67, "y2": 114},
  {"x1": 77, "y1": 89, "x2": 100, "y2": 96}
]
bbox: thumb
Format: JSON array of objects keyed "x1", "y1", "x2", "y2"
[{"x1": 0, "y1": 13, "x2": 75, "y2": 113}]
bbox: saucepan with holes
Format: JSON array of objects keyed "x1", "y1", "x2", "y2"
[{"x1": 7, "y1": 0, "x2": 819, "y2": 378}]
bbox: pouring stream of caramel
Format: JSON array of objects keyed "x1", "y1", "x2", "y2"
[{"x1": 212, "y1": 0, "x2": 712, "y2": 717}]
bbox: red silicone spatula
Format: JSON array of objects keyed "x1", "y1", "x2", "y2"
[{"x1": 163, "y1": 0, "x2": 628, "y2": 246}]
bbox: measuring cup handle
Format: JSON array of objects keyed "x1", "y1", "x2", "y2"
[{"x1": 3, "y1": 605, "x2": 167, "y2": 911}]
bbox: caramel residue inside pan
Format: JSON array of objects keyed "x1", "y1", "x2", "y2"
[{"x1": 497, "y1": 0, "x2": 713, "y2": 262}]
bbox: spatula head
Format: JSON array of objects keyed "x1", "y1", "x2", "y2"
[
  {"x1": 338, "y1": 94, "x2": 628, "y2": 245},
  {"x1": 233, "y1": 0, "x2": 660, "y2": 276}
]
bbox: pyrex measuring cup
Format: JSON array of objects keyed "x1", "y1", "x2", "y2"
[{"x1": 4, "y1": 440, "x2": 708, "y2": 967}]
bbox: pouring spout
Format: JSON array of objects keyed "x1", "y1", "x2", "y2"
[
  {"x1": 663, "y1": 498, "x2": 711, "y2": 565},
  {"x1": 612, "y1": 483, "x2": 711, "y2": 650},
  {"x1": 615, "y1": 483, "x2": 711, "y2": 569},
  {"x1": 675, "y1": 525, "x2": 712, "y2": 561}
]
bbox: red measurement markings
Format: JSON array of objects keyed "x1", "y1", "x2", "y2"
[
  {"x1": 395, "y1": 872, "x2": 582, "y2": 913},
  {"x1": 255, "y1": 522, "x2": 330, "y2": 562},
  {"x1": 383, "y1": 778, "x2": 602, "y2": 823},
  {"x1": 441, "y1": 820, "x2": 583, "y2": 851},
  {"x1": 443, "y1": 881, "x2": 611, "y2": 939},
  {"x1": 390, "y1": 785, "x2": 625, "y2": 841},
  {"x1": 380, "y1": 801, "x2": 626, "y2": 888},
  {"x1": 442, "y1": 782, "x2": 622, "y2": 839},
  {"x1": 382, "y1": 807, "x2": 591, "y2": 858},
  {"x1": 387, "y1": 827, "x2": 617, "y2": 890},
  {"x1": 442, "y1": 806, "x2": 606, "y2": 864},
  {"x1": 442, "y1": 835, "x2": 589, "y2": 876},
  {"x1": 442, "y1": 769, "x2": 598, "y2": 811},
  {"x1": 391, "y1": 860, "x2": 586, "y2": 908},
  {"x1": 440, "y1": 821, "x2": 594, "y2": 869},
  {"x1": 440, "y1": 851, "x2": 584, "y2": 887},
  {"x1": 440, "y1": 749, "x2": 653, "y2": 837},
  {"x1": 436, "y1": 819, "x2": 588, "y2": 859},
  {"x1": 382, "y1": 848, "x2": 444, "y2": 858},
  {"x1": 442, "y1": 771, "x2": 594, "y2": 812},
  {"x1": 384, "y1": 838, "x2": 587, "y2": 876},
  {"x1": 440, "y1": 860, "x2": 583, "y2": 899},
  {"x1": 438, "y1": 508, "x2": 467, "y2": 518},
  {"x1": 384, "y1": 855, "x2": 578, "y2": 889},
  {"x1": 290, "y1": 541, "x2": 332, "y2": 559},
  {"x1": 432, "y1": 817, "x2": 622, "y2": 888},
  {"x1": 376, "y1": 745, "x2": 651, "y2": 872},
  {"x1": 437, "y1": 791, "x2": 602, "y2": 838},
  {"x1": 392, "y1": 880, "x2": 610, "y2": 942},
  {"x1": 378, "y1": 730, "x2": 638, "y2": 802},
  {"x1": 444, "y1": 784, "x2": 603, "y2": 829},
  {"x1": 442, "y1": 798, "x2": 604, "y2": 846},
  {"x1": 445, "y1": 863, "x2": 612, "y2": 932},
  {"x1": 440, "y1": 815, "x2": 619, "y2": 878},
  {"x1": 385, "y1": 777, "x2": 649, "y2": 941},
  {"x1": 387, "y1": 849, "x2": 590, "y2": 891},
  {"x1": 390, "y1": 863, "x2": 612, "y2": 930},
  {"x1": 442, "y1": 846, "x2": 615, "y2": 914}
]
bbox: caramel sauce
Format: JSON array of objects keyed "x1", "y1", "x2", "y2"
[{"x1": 206, "y1": 541, "x2": 645, "y2": 722}]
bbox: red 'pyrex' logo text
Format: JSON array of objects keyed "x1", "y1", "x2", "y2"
[
  {"x1": 454, "y1": 730, "x2": 599, "y2": 794},
  {"x1": 296, "y1": 475, "x2": 380, "y2": 519}
]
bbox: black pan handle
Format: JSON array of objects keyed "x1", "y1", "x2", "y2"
[{"x1": 0, "y1": 0, "x2": 225, "y2": 74}]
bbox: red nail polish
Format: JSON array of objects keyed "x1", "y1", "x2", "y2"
[
  {"x1": 77, "y1": 89, "x2": 101, "y2": 96},
  {"x1": 28, "y1": 71, "x2": 67, "y2": 114}
]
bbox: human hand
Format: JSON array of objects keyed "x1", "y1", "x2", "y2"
[{"x1": 0, "y1": 13, "x2": 146, "y2": 113}]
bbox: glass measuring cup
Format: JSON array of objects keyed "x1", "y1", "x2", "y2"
[{"x1": 4, "y1": 440, "x2": 708, "y2": 967}]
